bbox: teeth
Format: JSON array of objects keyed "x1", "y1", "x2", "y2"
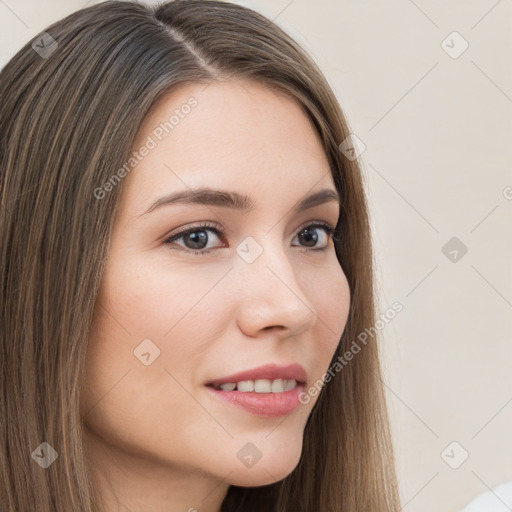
[
  {"x1": 284, "y1": 379, "x2": 296, "y2": 391},
  {"x1": 254, "y1": 379, "x2": 271, "y2": 393},
  {"x1": 215, "y1": 378, "x2": 298, "y2": 393},
  {"x1": 237, "y1": 380, "x2": 254, "y2": 392},
  {"x1": 271, "y1": 378, "x2": 284, "y2": 392},
  {"x1": 219, "y1": 382, "x2": 236, "y2": 391}
]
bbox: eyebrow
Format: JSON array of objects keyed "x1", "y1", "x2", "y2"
[{"x1": 139, "y1": 187, "x2": 340, "y2": 216}]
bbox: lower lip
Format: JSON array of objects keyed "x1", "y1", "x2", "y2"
[{"x1": 204, "y1": 383, "x2": 305, "y2": 418}]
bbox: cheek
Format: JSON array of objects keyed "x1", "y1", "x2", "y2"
[
  {"x1": 95, "y1": 250, "x2": 223, "y2": 340},
  {"x1": 80, "y1": 270, "x2": 218, "y2": 458},
  {"x1": 81, "y1": 253, "x2": 230, "y2": 410},
  {"x1": 315, "y1": 262, "x2": 350, "y2": 325},
  {"x1": 308, "y1": 265, "x2": 351, "y2": 371}
]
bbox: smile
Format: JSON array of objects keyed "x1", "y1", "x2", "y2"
[{"x1": 209, "y1": 378, "x2": 299, "y2": 393}]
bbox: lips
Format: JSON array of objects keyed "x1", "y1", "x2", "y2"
[
  {"x1": 204, "y1": 383, "x2": 305, "y2": 417},
  {"x1": 205, "y1": 363, "x2": 307, "y2": 388}
]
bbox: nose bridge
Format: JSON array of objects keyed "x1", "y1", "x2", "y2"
[
  {"x1": 233, "y1": 233, "x2": 317, "y2": 334},
  {"x1": 235, "y1": 233, "x2": 296, "y2": 291}
]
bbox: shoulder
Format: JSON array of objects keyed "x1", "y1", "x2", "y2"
[{"x1": 460, "y1": 481, "x2": 512, "y2": 512}]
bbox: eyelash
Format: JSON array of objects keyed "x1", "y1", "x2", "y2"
[{"x1": 162, "y1": 221, "x2": 340, "y2": 256}]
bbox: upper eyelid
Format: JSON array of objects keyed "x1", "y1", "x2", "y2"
[{"x1": 165, "y1": 220, "x2": 335, "y2": 240}]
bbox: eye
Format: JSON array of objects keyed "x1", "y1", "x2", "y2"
[
  {"x1": 162, "y1": 221, "x2": 338, "y2": 255},
  {"x1": 292, "y1": 222, "x2": 337, "y2": 251},
  {"x1": 162, "y1": 221, "x2": 224, "y2": 255}
]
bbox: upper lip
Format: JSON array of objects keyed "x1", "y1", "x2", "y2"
[{"x1": 205, "y1": 363, "x2": 307, "y2": 387}]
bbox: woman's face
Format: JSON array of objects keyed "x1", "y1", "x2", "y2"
[{"x1": 82, "y1": 78, "x2": 351, "y2": 500}]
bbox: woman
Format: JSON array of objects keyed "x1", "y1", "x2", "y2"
[{"x1": 0, "y1": 1, "x2": 401, "y2": 510}]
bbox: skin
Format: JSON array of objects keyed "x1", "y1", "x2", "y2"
[{"x1": 81, "y1": 78, "x2": 351, "y2": 512}]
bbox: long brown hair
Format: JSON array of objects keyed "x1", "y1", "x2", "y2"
[{"x1": 0, "y1": 1, "x2": 401, "y2": 510}]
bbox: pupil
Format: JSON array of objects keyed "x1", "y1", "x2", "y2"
[
  {"x1": 185, "y1": 230, "x2": 208, "y2": 249},
  {"x1": 299, "y1": 227, "x2": 317, "y2": 247}
]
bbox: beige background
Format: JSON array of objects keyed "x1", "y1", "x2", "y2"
[{"x1": 1, "y1": 0, "x2": 511, "y2": 510}]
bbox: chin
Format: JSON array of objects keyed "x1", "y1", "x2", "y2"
[
  {"x1": 225, "y1": 447, "x2": 302, "y2": 487},
  {"x1": 228, "y1": 467, "x2": 294, "y2": 487}
]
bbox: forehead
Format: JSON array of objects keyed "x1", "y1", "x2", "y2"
[{"x1": 121, "y1": 78, "x2": 334, "y2": 216}]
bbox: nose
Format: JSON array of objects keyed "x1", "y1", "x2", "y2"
[{"x1": 234, "y1": 237, "x2": 318, "y2": 339}]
